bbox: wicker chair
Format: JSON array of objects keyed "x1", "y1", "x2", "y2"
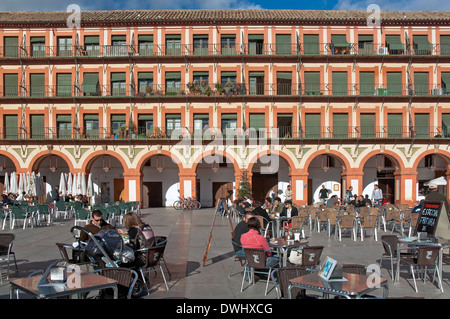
[
  {"x1": 0, "y1": 233, "x2": 18, "y2": 281},
  {"x1": 94, "y1": 267, "x2": 139, "y2": 299},
  {"x1": 337, "y1": 215, "x2": 356, "y2": 241},
  {"x1": 342, "y1": 264, "x2": 366, "y2": 275},
  {"x1": 290, "y1": 216, "x2": 305, "y2": 238},
  {"x1": 300, "y1": 246, "x2": 324, "y2": 271},
  {"x1": 380, "y1": 235, "x2": 415, "y2": 280},
  {"x1": 358, "y1": 214, "x2": 378, "y2": 241},
  {"x1": 271, "y1": 267, "x2": 309, "y2": 299},
  {"x1": 137, "y1": 244, "x2": 170, "y2": 294},
  {"x1": 241, "y1": 248, "x2": 279, "y2": 295}
]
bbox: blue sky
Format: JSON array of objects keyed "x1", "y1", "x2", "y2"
[{"x1": 1, "y1": 0, "x2": 447, "y2": 12}]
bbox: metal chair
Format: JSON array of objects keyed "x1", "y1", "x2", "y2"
[
  {"x1": 137, "y1": 244, "x2": 170, "y2": 294},
  {"x1": 94, "y1": 267, "x2": 139, "y2": 299},
  {"x1": 300, "y1": 246, "x2": 324, "y2": 271},
  {"x1": 54, "y1": 201, "x2": 69, "y2": 220},
  {"x1": 337, "y1": 214, "x2": 356, "y2": 241},
  {"x1": 0, "y1": 234, "x2": 18, "y2": 281},
  {"x1": 10, "y1": 206, "x2": 32, "y2": 229},
  {"x1": 55, "y1": 242, "x2": 92, "y2": 270},
  {"x1": 241, "y1": 248, "x2": 279, "y2": 295},
  {"x1": 290, "y1": 216, "x2": 305, "y2": 238},
  {"x1": 74, "y1": 208, "x2": 91, "y2": 226},
  {"x1": 358, "y1": 214, "x2": 378, "y2": 241},
  {"x1": 379, "y1": 235, "x2": 415, "y2": 281},
  {"x1": 400, "y1": 245, "x2": 443, "y2": 293},
  {"x1": 271, "y1": 267, "x2": 309, "y2": 299},
  {"x1": 229, "y1": 240, "x2": 247, "y2": 278}
]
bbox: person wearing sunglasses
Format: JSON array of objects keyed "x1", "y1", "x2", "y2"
[{"x1": 79, "y1": 209, "x2": 115, "y2": 242}]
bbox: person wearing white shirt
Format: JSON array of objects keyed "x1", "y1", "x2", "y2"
[{"x1": 371, "y1": 184, "x2": 383, "y2": 207}]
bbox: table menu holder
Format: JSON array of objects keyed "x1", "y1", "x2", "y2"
[{"x1": 37, "y1": 261, "x2": 67, "y2": 287}]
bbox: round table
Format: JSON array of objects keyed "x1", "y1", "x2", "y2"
[{"x1": 269, "y1": 238, "x2": 309, "y2": 267}]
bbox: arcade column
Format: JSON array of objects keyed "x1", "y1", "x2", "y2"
[
  {"x1": 179, "y1": 171, "x2": 197, "y2": 199},
  {"x1": 341, "y1": 169, "x2": 364, "y2": 200},
  {"x1": 289, "y1": 171, "x2": 309, "y2": 206},
  {"x1": 394, "y1": 168, "x2": 417, "y2": 206},
  {"x1": 123, "y1": 170, "x2": 142, "y2": 205}
]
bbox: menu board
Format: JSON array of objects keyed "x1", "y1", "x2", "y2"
[{"x1": 415, "y1": 201, "x2": 443, "y2": 235}]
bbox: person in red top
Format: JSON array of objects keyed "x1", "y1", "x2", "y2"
[{"x1": 240, "y1": 217, "x2": 279, "y2": 268}]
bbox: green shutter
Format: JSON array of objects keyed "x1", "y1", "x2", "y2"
[
  {"x1": 30, "y1": 73, "x2": 45, "y2": 97},
  {"x1": 111, "y1": 114, "x2": 126, "y2": 122},
  {"x1": 413, "y1": 35, "x2": 431, "y2": 55},
  {"x1": 333, "y1": 113, "x2": 348, "y2": 138},
  {"x1": 414, "y1": 72, "x2": 429, "y2": 95},
  {"x1": 82, "y1": 73, "x2": 99, "y2": 95},
  {"x1": 4, "y1": 73, "x2": 18, "y2": 97},
  {"x1": 276, "y1": 34, "x2": 291, "y2": 55},
  {"x1": 358, "y1": 35, "x2": 373, "y2": 42},
  {"x1": 303, "y1": 34, "x2": 319, "y2": 54},
  {"x1": 304, "y1": 113, "x2": 321, "y2": 138},
  {"x1": 304, "y1": 71, "x2": 321, "y2": 95},
  {"x1": 111, "y1": 35, "x2": 126, "y2": 42},
  {"x1": 30, "y1": 37, "x2": 45, "y2": 43},
  {"x1": 4, "y1": 37, "x2": 18, "y2": 57},
  {"x1": 4, "y1": 114, "x2": 18, "y2": 139},
  {"x1": 111, "y1": 72, "x2": 126, "y2": 82},
  {"x1": 138, "y1": 72, "x2": 153, "y2": 80},
  {"x1": 440, "y1": 35, "x2": 450, "y2": 56},
  {"x1": 331, "y1": 35, "x2": 349, "y2": 47},
  {"x1": 31, "y1": 114, "x2": 45, "y2": 139},
  {"x1": 57, "y1": 115, "x2": 71, "y2": 122},
  {"x1": 165, "y1": 72, "x2": 181, "y2": 80},
  {"x1": 332, "y1": 72, "x2": 348, "y2": 96},
  {"x1": 57, "y1": 73, "x2": 72, "y2": 96},
  {"x1": 385, "y1": 35, "x2": 404, "y2": 53},
  {"x1": 277, "y1": 72, "x2": 292, "y2": 95},
  {"x1": 249, "y1": 113, "x2": 265, "y2": 129},
  {"x1": 414, "y1": 113, "x2": 429, "y2": 138},
  {"x1": 387, "y1": 113, "x2": 402, "y2": 138},
  {"x1": 360, "y1": 113, "x2": 375, "y2": 138},
  {"x1": 442, "y1": 113, "x2": 450, "y2": 137},
  {"x1": 221, "y1": 113, "x2": 237, "y2": 120},
  {"x1": 441, "y1": 72, "x2": 450, "y2": 94},
  {"x1": 248, "y1": 34, "x2": 264, "y2": 41},
  {"x1": 84, "y1": 36, "x2": 99, "y2": 44},
  {"x1": 387, "y1": 72, "x2": 402, "y2": 95},
  {"x1": 359, "y1": 72, "x2": 375, "y2": 95},
  {"x1": 138, "y1": 114, "x2": 153, "y2": 120},
  {"x1": 138, "y1": 35, "x2": 153, "y2": 42}
]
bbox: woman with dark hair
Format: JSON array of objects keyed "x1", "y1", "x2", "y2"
[{"x1": 240, "y1": 217, "x2": 279, "y2": 267}]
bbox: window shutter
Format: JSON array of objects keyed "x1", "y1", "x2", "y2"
[
  {"x1": 303, "y1": 34, "x2": 319, "y2": 54},
  {"x1": 57, "y1": 73, "x2": 72, "y2": 96},
  {"x1": 30, "y1": 73, "x2": 45, "y2": 97},
  {"x1": 387, "y1": 72, "x2": 402, "y2": 95},
  {"x1": 305, "y1": 113, "x2": 321, "y2": 138},
  {"x1": 360, "y1": 113, "x2": 375, "y2": 138},
  {"x1": 333, "y1": 113, "x2": 348, "y2": 138},
  {"x1": 276, "y1": 34, "x2": 291, "y2": 54},
  {"x1": 4, "y1": 37, "x2": 18, "y2": 57},
  {"x1": 359, "y1": 71, "x2": 375, "y2": 95},
  {"x1": 4, "y1": 115, "x2": 18, "y2": 139},
  {"x1": 387, "y1": 113, "x2": 402, "y2": 138},
  {"x1": 31, "y1": 114, "x2": 45, "y2": 138},
  {"x1": 441, "y1": 72, "x2": 450, "y2": 94},
  {"x1": 414, "y1": 72, "x2": 429, "y2": 95},
  {"x1": 414, "y1": 113, "x2": 429, "y2": 138},
  {"x1": 442, "y1": 113, "x2": 450, "y2": 137},
  {"x1": 4, "y1": 73, "x2": 18, "y2": 96},
  {"x1": 304, "y1": 71, "x2": 321, "y2": 95},
  {"x1": 332, "y1": 72, "x2": 348, "y2": 96},
  {"x1": 440, "y1": 35, "x2": 450, "y2": 55}
]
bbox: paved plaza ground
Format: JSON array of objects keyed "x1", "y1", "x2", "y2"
[{"x1": 0, "y1": 207, "x2": 449, "y2": 303}]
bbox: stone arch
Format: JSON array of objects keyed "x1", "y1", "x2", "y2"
[
  {"x1": 302, "y1": 149, "x2": 351, "y2": 173},
  {"x1": 411, "y1": 149, "x2": 450, "y2": 171},
  {"x1": 27, "y1": 150, "x2": 75, "y2": 172},
  {"x1": 0, "y1": 150, "x2": 21, "y2": 172}
]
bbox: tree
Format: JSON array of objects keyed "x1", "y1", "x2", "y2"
[{"x1": 237, "y1": 170, "x2": 252, "y2": 200}]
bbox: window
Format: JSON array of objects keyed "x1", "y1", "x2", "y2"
[
  {"x1": 249, "y1": 71, "x2": 264, "y2": 95},
  {"x1": 165, "y1": 72, "x2": 181, "y2": 95},
  {"x1": 441, "y1": 72, "x2": 450, "y2": 94},
  {"x1": 358, "y1": 35, "x2": 374, "y2": 55},
  {"x1": 440, "y1": 35, "x2": 450, "y2": 56},
  {"x1": 138, "y1": 35, "x2": 153, "y2": 56},
  {"x1": 249, "y1": 113, "x2": 265, "y2": 138},
  {"x1": 248, "y1": 34, "x2": 264, "y2": 55},
  {"x1": 193, "y1": 35, "x2": 208, "y2": 55},
  {"x1": 387, "y1": 113, "x2": 402, "y2": 138},
  {"x1": 83, "y1": 114, "x2": 99, "y2": 138},
  {"x1": 84, "y1": 36, "x2": 100, "y2": 56},
  {"x1": 57, "y1": 73, "x2": 72, "y2": 97},
  {"x1": 30, "y1": 73, "x2": 45, "y2": 97},
  {"x1": 332, "y1": 72, "x2": 348, "y2": 96},
  {"x1": 221, "y1": 71, "x2": 236, "y2": 85},
  {"x1": 110, "y1": 72, "x2": 126, "y2": 96},
  {"x1": 386, "y1": 72, "x2": 403, "y2": 95},
  {"x1": 221, "y1": 113, "x2": 237, "y2": 136},
  {"x1": 333, "y1": 113, "x2": 348, "y2": 138},
  {"x1": 413, "y1": 35, "x2": 431, "y2": 55},
  {"x1": 414, "y1": 113, "x2": 429, "y2": 138},
  {"x1": 4, "y1": 115, "x2": 18, "y2": 139},
  {"x1": 414, "y1": 72, "x2": 429, "y2": 95},
  {"x1": 82, "y1": 73, "x2": 99, "y2": 96},
  {"x1": 385, "y1": 35, "x2": 404, "y2": 55},
  {"x1": 109, "y1": 35, "x2": 127, "y2": 56},
  {"x1": 111, "y1": 114, "x2": 126, "y2": 136},
  {"x1": 3, "y1": 73, "x2": 18, "y2": 97},
  {"x1": 276, "y1": 34, "x2": 292, "y2": 55},
  {"x1": 193, "y1": 114, "x2": 209, "y2": 137},
  {"x1": 304, "y1": 113, "x2": 321, "y2": 138},
  {"x1": 276, "y1": 72, "x2": 292, "y2": 95},
  {"x1": 4, "y1": 37, "x2": 18, "y2": 57},
  {"x1": 58, "y1": 37, "x2": 73, "y2": 57},
  {"x1": 56, "y1": 115, "x2": 72, "y2": 139},
  {"x1": 303, "y1": 34, "x2": 319, "y2": 55},
  {"x1": 137, "y1": 114, "x2": 153, "y2": 137},
  {"x1": 277, "y1": 113, "x2": 293, "y2": 138},
  {"x1": 165, "y1": 35, "x2": 181, "y2": 56},
  {"x1": 30, "y1": 37, "x2": 45, "y2": 57},
  {"x1": 221, "y1": 35, "x2": 236, "y2": 55},
  {"x1": 330, "y1": 35, "x2": 350, "y2": 55},
  {"x1": 137, "y1": 72, "x2": 153, "y2": 95},
  {"x1": 359, "y1": 71, "x2": 375, "y2": 95},
  {"x1": 165, "y1": 114, "x2": 181, "y2": 138},
  {"x1": 303, "y1": 71, "x2": 321, "y2": 95},
  {"x1": 442, "y1": 113, "x2": 450, "y2": 137},
  {"x1": 360, "y1": 113, "x2": 375, "y2": 138},
  {"x1": 30, "y1": 114, "x2": 45, "y2": 139}
]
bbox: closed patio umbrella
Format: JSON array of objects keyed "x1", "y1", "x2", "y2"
[
  {"x1": 59, "y1": 172, "x2": 67, "y2": 200},
  {"x1": 81, "y1": 172, "x2": 87, "y2": 196},
  {"x1": 67, "y1": 173, "x2": 73, "y2": 195},
  {"x1": 31, "y1": 171, "x2": 37, "y2": 196},
  {"x1": 3, "y1": 172, "x2": 9, "y2": 195},
  {"x1": 72, "y1": 173, "x2": 78, "y2": 196},
  {"x1": 18, "y1": 173, "x2": 24, "y2": 195},
  {"x1": 26, "y1": 171, "x2": 31, "y2": 196},
  {"x1": 10, "y1": 172, "x2": 17, "y2": 195}
]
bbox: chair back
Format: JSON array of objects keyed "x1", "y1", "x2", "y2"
[
  {"x1": 56, "y1": 242, "x2": 72, "y2": 263},
  {"x1": 254, "y1": 215, "x2": 266, "y2": 230},
  {"x1": 55, "y1": 201, "x2": 67, "y2": 210},
  {"x1": 244, "y1": 248, "x2": 268, "y2": 269},
  {"x1": 75, "y1": 208, "x2": 90, "y2": 219},
  {"x1": 38, "y1": 204, "x2": 49, "y2": 214},
  {"x1": 417, "y1": 246, "x2": 440, "y2": 267},
  {"x1": 340, "y1": 215, "x2": 355, "y2": 228},
  {"x1": 153, "y1": 236, "x2": 167, "y2": 246},
  {"x1": 301, "y1": 246, "x2": 323, "y2": 267},
  {"x1": 381, "y1": 235, "x2": 398, "y2": 256},
  {"x1": 368, "y1": 207, "x2": 379, "y2": 216},
  {"x1": 291, "y1": 216, "x2": 304, "y2": 230},
  {"x1": 359, "y1": 206, "x2": 369, "y2": 216},
  {"x1": 363, "y1": 215, "x2": 377, "y2": 228},
  {"x1": 0, "y1": 234, "x2": 15, "y2": 255},
  {"x1": 274, "y1": 267, "x2": 308, "y2": 299},
  {"x1": 298, "y1": 208, "x2": 309, "y2": 218},
  {"x1": 402, "y1": 209, "x2": 412, "y2": 222},
  {"x1": 342, "y1": 264, "x2": 366, "y2": 275},
  {"x1": 96, "y1": 268, "x2": 138, "y2": 299},
  {"x1": 143, "y1": 244, "x2": 166, "y2": 268}
]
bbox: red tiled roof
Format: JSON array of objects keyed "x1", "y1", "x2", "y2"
[{"x1": 0, "y1": 9, "x2": 449, "y2": 26}]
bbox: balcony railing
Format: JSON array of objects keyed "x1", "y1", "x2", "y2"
[
  {"x1": 1, "y1": 125, "x2": 448, "y2": 141},
  {"x1": 1, "y1": 42, "x2": 449, "y2": 58},
  {"x1": 2, "y1": 82, "x2": 448, "y2": 98}
]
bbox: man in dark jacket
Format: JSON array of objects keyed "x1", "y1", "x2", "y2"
[
  {"x1": 51, "y1": 185, "x2": 60, "y2": 202},
  {"x1": 252, "y1": 201, "x2": 270, "y2": 227},
  {"x1": 232, "y1": 211, "x2": 254, "y2": 257},
  {"x1": 425, "y1": 183, "x2": 450, "y2": 214},
  {"x1": 281, "y1": 200, "x2": 298, "y2": 218}
]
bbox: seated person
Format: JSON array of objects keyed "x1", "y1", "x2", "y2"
[
  {"x1": 262, "y1": 197, "x2": 273, "y2": 211},
  {"x1": 326, "y1": 195, "x2": 339, "y2": 208},
  {"x1": 362, "y1": 194, "x2": 372, "y2": 207},
  {"x1": 281, "y1": 200, "x2": 298, "y2": 218},
  {"x1": 79, "y1": 209, "x2": 115, "y2": 242},
  {"x1": 232, "y1": 211, "x2": 254, "y2": 257},
  {"x1": 252, "y1": 200, "x2": 270, "y2": 227},
  {"x1": 235, "y1": 199, "x2": 246, "y2": 217},
  {"x1": 271, "y1": 197, "x2": 284, "y2": 215},
  {"x1": 240, "y1": 217, "x2": 279, "y2": 268},
  {"x1": 348, "y1": 194, "x2": 358, "y2": 207}
]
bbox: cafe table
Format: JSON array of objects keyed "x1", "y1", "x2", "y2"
[
  {"x1": 10, "y1": 271, "x2": 118, "y2": 299},
  {"x1": 288, "y1": 272, "x2": 389, "y2": 299},
  {"x1": 395, "y1": 236, "x2": 450, "y2": 288},
  {"x1": 269, "y1": 238, "x2": 309, "y2": 267},
  {"x1": 269, "y1": 215, "x2": 290, "y2": 238}
]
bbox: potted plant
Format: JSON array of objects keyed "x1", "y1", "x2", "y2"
[{"x1": 120, "y1": 125, "x2": 127, "y2": 138}]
